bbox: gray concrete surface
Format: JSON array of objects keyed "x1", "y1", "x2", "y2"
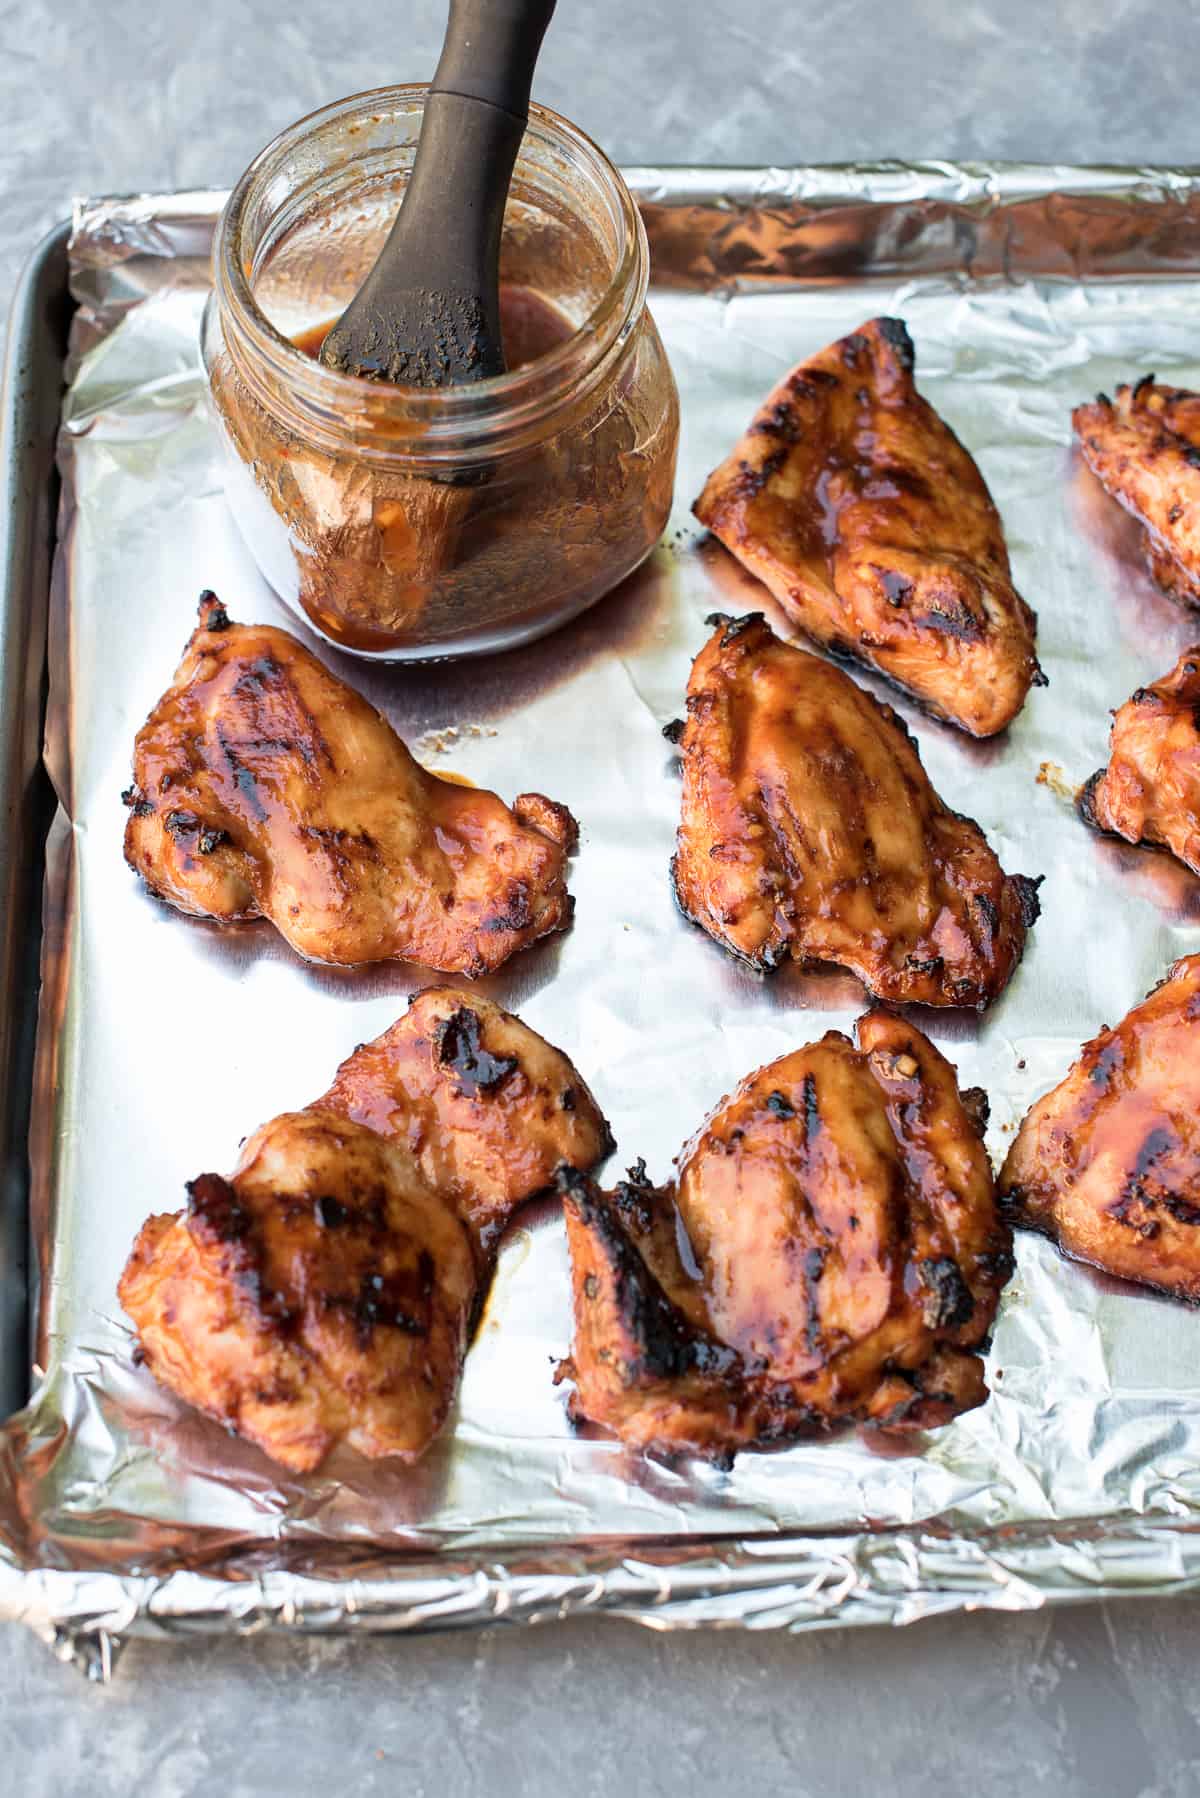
[
  {"x1": 3, "y1": 2, "x2": 1200, "y2": 1792},
  {"x1": 7, "y1": 1600, "x2": 1200, "y2": 1797}
]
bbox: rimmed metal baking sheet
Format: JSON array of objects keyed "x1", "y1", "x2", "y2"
[{"x1": 5, "y1": 166, "x2": 1200, "y2": 1677}]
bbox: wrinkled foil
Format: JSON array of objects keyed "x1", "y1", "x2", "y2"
[{"x1": 7, "y1": 166, "x2": 1200, "y2": 1680}]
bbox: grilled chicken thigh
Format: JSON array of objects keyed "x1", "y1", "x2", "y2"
[
  {"x1": 120, "y1": 989, "x2": 612, "y2": 1472},
  {"x1": 559, "y1": 1011, "x2": 1011, "y2": 1460},
  {"x1": 999, "y1": 955, "x2": 1200, "y2": 1301},
  {"x1": 1080, "y1": 646, "x2": 1200, "y2": 876},
  {"x1": 123, "y1": 594, "x2": 576, "y2": 973},
  {"x1": 694, "y1": 317, "x2": 1042, "y2": 736},
  {"x1": 1074, "y1": 377, "x2": 1200, "y2": 607},
  {"x1": 669, "y1": 613, "x2": 1040, "y2": 1008}
]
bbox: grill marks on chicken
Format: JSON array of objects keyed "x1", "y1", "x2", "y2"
[
  {"x1": 669, "y1": 614, "x2": 1040, "y2": 1009},
  {"x1": 559, "y1": 1011, "x2": 1012, "y2": 1460},
  {"x1": 122, "y1": 1116, "x2": 477, "y2": 1471},
  {"x1": 123, "y1": 594, "x2": 577, "y2": 973},
  {"x1": 999, "y1": 955, "x2": 1200, "y2": 1302},
  {"x1": 119, "y1": 988, "x2": 612, "y2": 1472},
  {"x1": 1073, "y1": 377, "x2": 1200, "y2": 607},
  {"x1": 1080, "y1": 646, "x2": 1200, "y2": 876},
  {"x1": 693, "y1": 317, "x2": 1042, "y2": 737},
  {"x1": 322, "y1": 995, "x2": 610, "y2": 1257}
]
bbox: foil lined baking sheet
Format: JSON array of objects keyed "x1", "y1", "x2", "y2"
[{"x1": 6, "y1": 166, "x2": 1200, "y2": 1677}]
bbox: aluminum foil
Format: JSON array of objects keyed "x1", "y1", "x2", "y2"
[{"x1": 6, "y1": 166, "x2": 1200, "y2": 1679}]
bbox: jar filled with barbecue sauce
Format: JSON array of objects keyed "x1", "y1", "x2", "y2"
[{"x1": 201, "y1": 87, "x2": 679, "y2": 657}]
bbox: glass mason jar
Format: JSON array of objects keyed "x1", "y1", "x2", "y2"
[{"x1": 202, "y1": 87, "x2": 679, "y2": 659}]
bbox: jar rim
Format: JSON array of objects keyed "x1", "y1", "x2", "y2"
[{"x1": 213, "y1": 85, "x2": 648, "y2": 459}]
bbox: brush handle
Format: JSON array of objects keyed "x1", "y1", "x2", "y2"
[
  {"x1": 432, "y1": 0, "x2": 557, "y2": 121},
  {"x1": 386, "y1": 0, "x2": 557, "y2": 369},
  {"x1": 321, "y1": 0, "x2": 556, "y2": 382}
]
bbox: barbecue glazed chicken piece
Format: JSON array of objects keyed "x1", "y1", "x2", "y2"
[
  {"x1": 119, "y1": 988, "x2": 611, "y2": 1473},
  {"x1": 559, "y1": 1011, "x2": 1012, "y2": 1460},
  {"x1": 999, "y1": 954, "x2": 1200, "y2": 1301},
  {"x1": 669, "y1": 613, "x2": 1040, "y2": 1009},
  {"x1": 1080, "y1": 646, "x2": 1200, "y2": 876},
  {"x1": 1074, "y1": 377, "x2": 1200, "y2": 607},
  {"x1": 123, "y1": 594, "x2": 576, "y2": 973},
  {"x1": 694, "y1": 317, "x2": 1042, "y2": 737}
]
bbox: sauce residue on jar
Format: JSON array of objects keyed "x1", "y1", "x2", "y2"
[
  {"x1": 209, "y1": 263, "x2": 677, "y2": 655},
  {"x1": 291, "y1": 285, "x2": 575, "y2": 374}
]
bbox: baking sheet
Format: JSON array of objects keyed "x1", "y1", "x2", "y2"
[{"x1": 6, "y1": 166, "x2": 1200, "y2": 1675}]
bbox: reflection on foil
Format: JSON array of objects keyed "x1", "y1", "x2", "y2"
[{"x1": 8, "y1": 168, "x2": 1200, "y2": 1676}]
